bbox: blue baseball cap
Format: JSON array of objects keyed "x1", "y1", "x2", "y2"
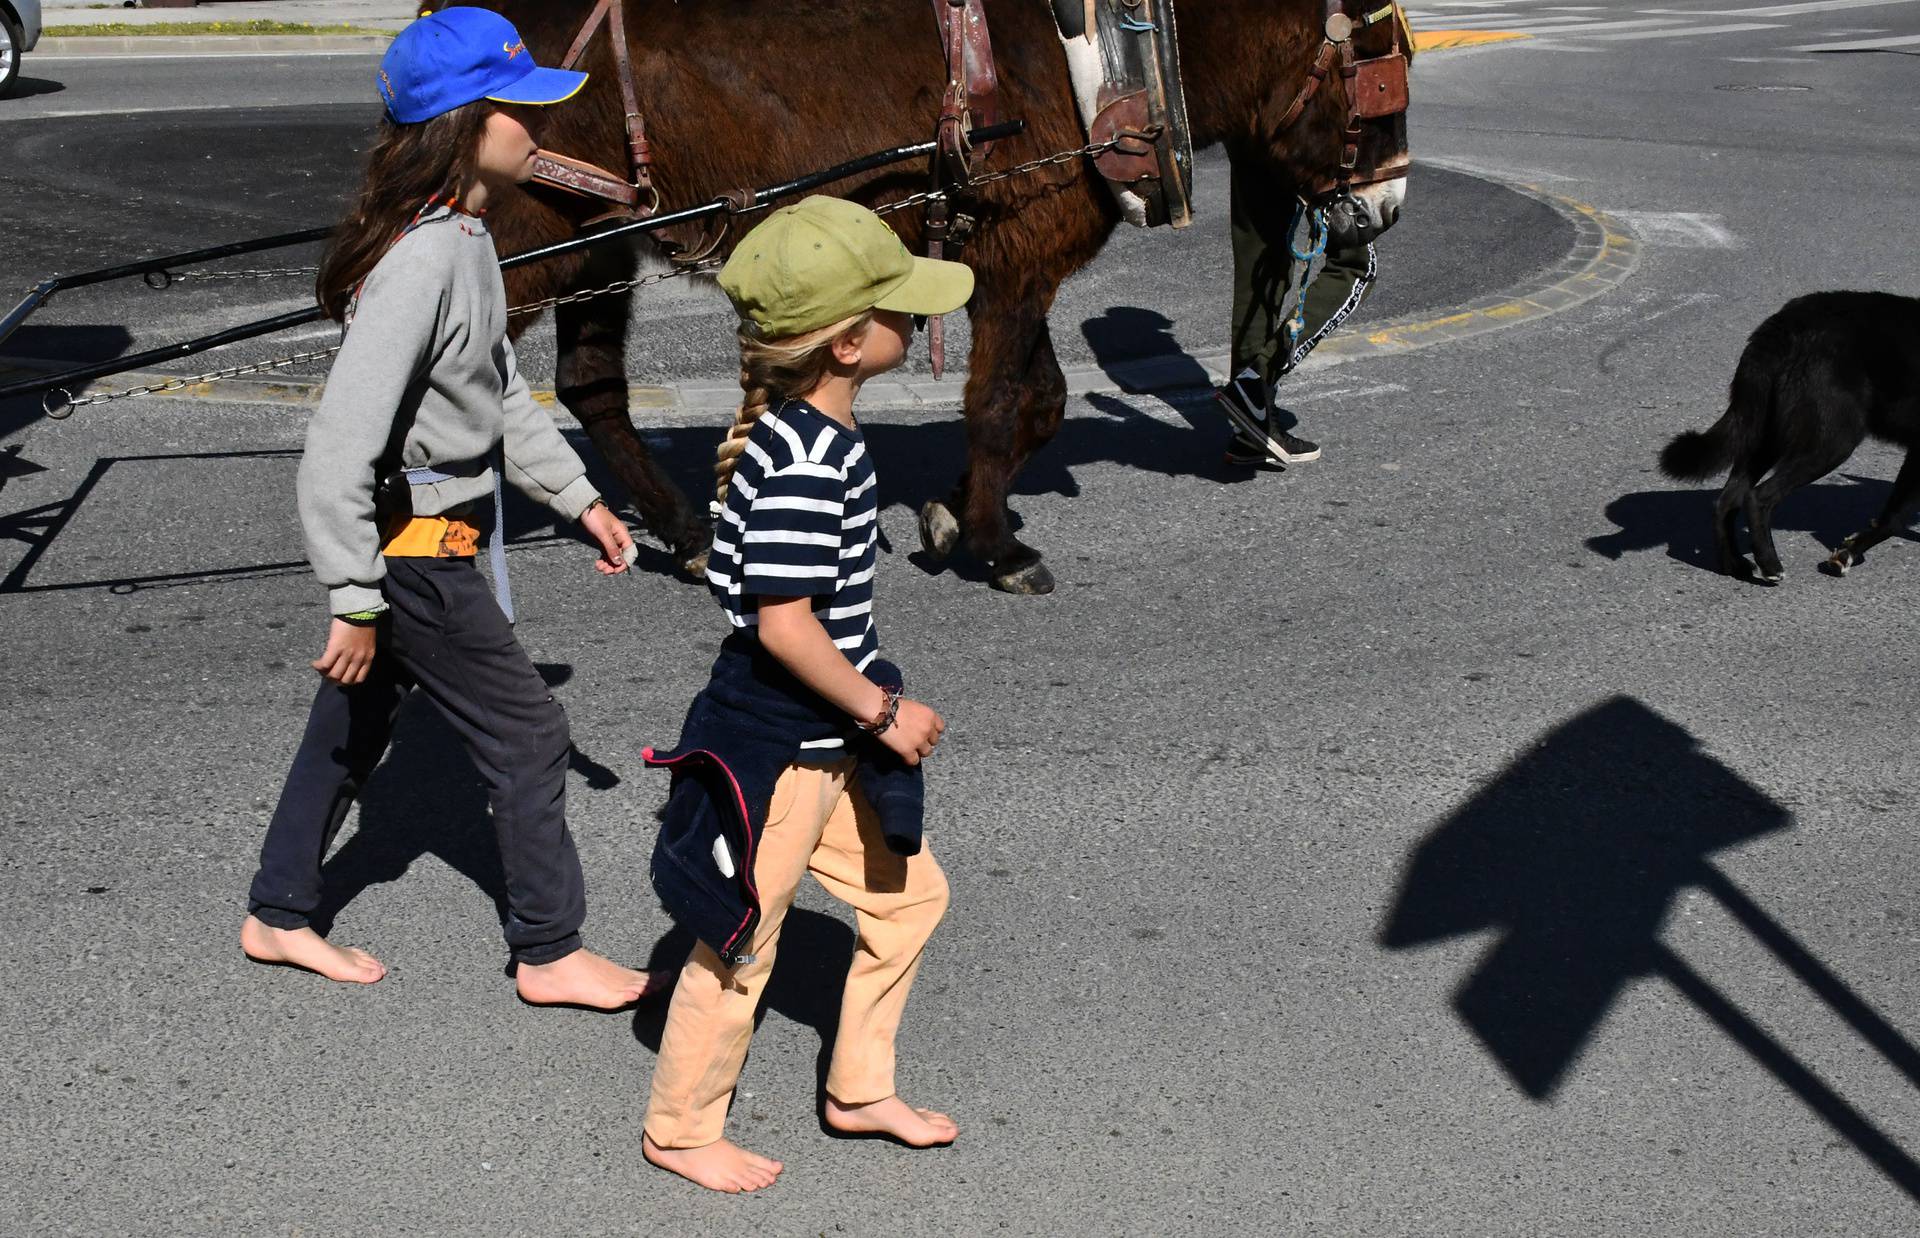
[{"x1": 378, "y1": 7, "x2": 588, "y2": 125}]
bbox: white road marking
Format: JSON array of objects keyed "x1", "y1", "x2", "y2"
[
  {"x1": 16, "y1": 102, "x2": 330, "y2": 118},
  {"x1": 1591, "y1": 22, "x2": 1787, "y2": 38},
  {"x1": 27, "y1": 51, "x2": 376, "y2": 63},
  {"x1": 1647, "y1": 0, "x2": 1919, "y2": 16},
  {"x1": 1611, "y1": 212, "x2": 1742, "y2": 248},
  {"x1": 1787, "y1": 30, "x2": 1920, "y2": 47}
]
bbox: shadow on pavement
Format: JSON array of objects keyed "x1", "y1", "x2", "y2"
[
  {"x1": 308, "y1": 661, "x2": 627, "y2": 937},
  {"x1": 1, "y1": 324, "x2": 135, "y2": 438},
  {"x1": 1586, "y1": 474, "x2": 1917, "y2": 572},
  {"x1": 1381, "y1": 696, "x2": 1920, "y2": 1201},
  {"x1": 631, "y1": 912, "x2": 857, "y2": 1101},
  {"x1": 3, "y1": 76, "x2": 65, "y2": 100},
  {"x1": 310, "y1": 689, "x2": 505, "y2": 938},
  {"x1": 0, "y1": 407, "x2": 1262, "y2": 597}
]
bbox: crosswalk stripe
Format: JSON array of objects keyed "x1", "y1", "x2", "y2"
[
  {"x1": 1645, "y1": 0, "x2": 1919, "y2": 16},
  {"x1": 1587, "y1": 21, "x2": 1787, "y2": 37},
  {"x1": 1787, "y1": 30, "x2": 1920, "y2": 46},
  {"x1": 1422, "y1": 16, "x2": 1696, "y2": 34}
]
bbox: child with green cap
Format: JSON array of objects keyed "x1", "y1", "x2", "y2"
[{"x1": 637, "y1": 195, "x2": 974, "y2": 1193}]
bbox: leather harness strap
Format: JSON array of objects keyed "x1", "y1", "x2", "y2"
[
  {"x1": 1275, "y1": 1, "x2": 1411, "y2": 195},
  {"x1": 529, "y1": 0, "x2": 657, "y2": 220},
  {"x1": 924, "y1": 0, "x2": 1000, "y2": 378}
]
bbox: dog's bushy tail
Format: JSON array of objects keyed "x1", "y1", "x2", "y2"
[
  {"x1": 1660, "y1": 346, "x2": 1772, "y2": 480},
  {"x1": 1659, "y1": 423, "x2": 1734, "y2": 481}
]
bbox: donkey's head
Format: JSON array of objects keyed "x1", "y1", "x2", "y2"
[{"x1": 1187, "y1": 0, "x2": 1414, "y2": 247}]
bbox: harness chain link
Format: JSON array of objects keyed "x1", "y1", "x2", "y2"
[{"x1": 50, "y1": 136, "x2": 1133, "y2": 417}]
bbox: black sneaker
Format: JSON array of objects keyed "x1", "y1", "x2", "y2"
[
  {"x1": 1214, "y1": 370, "x2": 1321, "y2": 465},
  {"x1": 1225, "y1": 428, "x2": 1320, "y2": 467}
]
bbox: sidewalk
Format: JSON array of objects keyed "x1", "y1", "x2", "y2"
[{"x1": 42, "y1": 0, "x2": 418, "y2": 31}]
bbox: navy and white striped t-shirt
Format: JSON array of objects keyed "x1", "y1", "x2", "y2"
[{"x1": 707, "y1": 400, "x2": 880, "y2": 743}]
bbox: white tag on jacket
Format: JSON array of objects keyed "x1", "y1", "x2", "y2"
[{"x1": 712, "y1": 835, "x2": 736, "y2": 879}]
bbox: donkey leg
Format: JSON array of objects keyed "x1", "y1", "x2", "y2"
[
  {"x1": 552, "y1": 268, "x2": 711, "y2": 578},
  {"x1": 1747, "y1": 441, "x2": 1856, "y2": 583},
  {"x1": 988, "y1": 323, "x2": 1071, "y2": 595},
  {"x1": 1828, "y1": 449, "x2": 1920, "y2": 575},
  {"x1": 947, "y1": 282, "x2": 1059, "y2": 593}
]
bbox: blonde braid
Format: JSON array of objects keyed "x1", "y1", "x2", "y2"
[{"x1": 713, "y1": 311, "x2": 873, "y2": 506}]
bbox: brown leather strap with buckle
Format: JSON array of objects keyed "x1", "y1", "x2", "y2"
[
  {"x1": 529, "y1": 0, "x2": 659, "y2": 219},
  {"x1": 1276, "y1": 1, "x2": 1411, "y2": 195},
  {"x1": 924, "y1": 0, "x2": 999, "y2": 378}
]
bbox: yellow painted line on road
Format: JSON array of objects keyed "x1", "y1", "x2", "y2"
[
  {"x1": 1326, "y1": 180, "x2": 1641, "y2": 364},
  {"x1": 1415, "y1": 31, "x2": 1532, "y2": 51}
]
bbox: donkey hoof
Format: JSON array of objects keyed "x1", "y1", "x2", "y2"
[
  {"x1": 679, "y1": 549, "x2": 710, "y2": 581},
  {"x1": 1758, "y1": 569, "x2": 1784, "y2": 585},
  {"x1": 1824, "y1": 551, "x2": 1854, "y2": 577},
  {"x1": 991, "y1": 558, "x2": 1056, "y2": 595},
  {"x1": 918, "y1": 500, "x2": 960, "y2": 562}
]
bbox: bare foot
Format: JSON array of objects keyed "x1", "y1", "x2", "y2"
[
  {"x1": 642, "y1": 1131, "x2": 782, "y2": 1193},
  {"x1": 241, "y1": 915, "x2": 385, "y2": 984},
  {"x1": 514, "y1": 948, "x2": 671, "y2": 1010},
  {"x1": 823, "y1": 1094, "x2": 958, "y2": 1147}
]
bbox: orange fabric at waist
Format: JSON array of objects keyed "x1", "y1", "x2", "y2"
[{"x1": 381, "y1": 512, "x2": 483, "y2": 559}]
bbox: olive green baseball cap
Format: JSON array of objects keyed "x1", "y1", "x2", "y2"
[{"x1": 719, "y1": 195, "x2": 975, "y2": 340}]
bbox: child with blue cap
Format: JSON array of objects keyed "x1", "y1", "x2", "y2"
[{"x1": 239, "y1": 6, "x2": 668, "y2": 1011}]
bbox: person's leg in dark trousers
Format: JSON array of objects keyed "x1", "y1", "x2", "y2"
[
  {"x1": 248, "y1": 656, "x2": 411, "y2": 928},
  {"x1": 244, "y1": 556, "x2": 657, "y2": 1004},
  {"x1": 1228, "y1": 163, "x2": 1293, "y2": 386},
  {"x1": 377, "y1": 557, "x2": 586, "y2": 966},
  {"x1": 1222, "y1": 166, "x2": 1326, "y2": 464},
  {"x1": 242, "y1": 639, "x2": 410, "y2": 982},
  {"x1": 377, "y1": 557, "x2": 657, "y2": 1006},
  {"x1": 1280, "y1": 239, "x2": 1375, "y2": 380}
]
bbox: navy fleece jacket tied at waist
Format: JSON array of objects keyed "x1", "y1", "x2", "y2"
[{"x1": 643, "y1": 635, "x2": 924, "y2": 968}]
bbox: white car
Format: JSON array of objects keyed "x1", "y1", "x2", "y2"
[{"x1": 1, "y1": 0, "x2": 43, "y2": 98}]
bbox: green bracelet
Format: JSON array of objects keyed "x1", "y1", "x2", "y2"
[{"x1": 340, "y1": 609, "x2": 384, "y2": 623}]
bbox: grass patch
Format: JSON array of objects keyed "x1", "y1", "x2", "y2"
[{"x1": 44, "y1": 21, "x2": 394, "y2": 38}]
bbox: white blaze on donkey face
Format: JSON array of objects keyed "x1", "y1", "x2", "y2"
[{"x1": 1356, "y1": 176, "x2": 1408, "y2": 236}]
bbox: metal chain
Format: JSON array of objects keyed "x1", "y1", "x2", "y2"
[
  {"x1": 156, "y1": 266, "x2": 320, "y2": 285},
  {"x1": 505, "y1": 258, "x2": 721, "y2": 319},
  {"x1": 50, "y1": 135, "x2": 1136, "y2": 417},
  {"x1": 46, "y1": 346, "x2": 343, "y2": 418},
  {"x1": 874, "y1": 135, "x2": 1128, "y2": 217}
]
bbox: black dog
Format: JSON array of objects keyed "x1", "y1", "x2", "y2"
[{"x1": 1660, "y1": 291, "x2": 1920, "y2": 582}]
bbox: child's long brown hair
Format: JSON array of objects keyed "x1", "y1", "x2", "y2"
[{"x1": 314, "y1": 100, "x2": 492, "y2": 321}]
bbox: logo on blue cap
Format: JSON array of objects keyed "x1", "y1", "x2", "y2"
[{"x1": 379, "y1": 7, "x2": 588, "y2": 125}]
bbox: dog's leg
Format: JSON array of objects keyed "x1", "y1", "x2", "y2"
[
  {"x1": 1714, "y1": 471, "x2": 1754, "y2": 576},
  {"x1": 1748, "y1": 443, "x2": 1856, "y2": 582},
  {"x1": 1828, "y1": 451, "x2": 1920, "y2": 575}
]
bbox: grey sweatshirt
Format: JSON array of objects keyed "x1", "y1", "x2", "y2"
[{"x1": 297, "y1": 206, "x2": 600, "y2": 616}]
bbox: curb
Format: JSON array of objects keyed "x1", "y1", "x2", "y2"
[
  {"x1": 2, "y1": 174, "x2": 1639, "y2": 418},
  {"x1": 34, "y1": 34, "x2": 394, "y2": 57}
]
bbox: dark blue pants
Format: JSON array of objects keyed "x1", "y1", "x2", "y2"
[{"x1": 247, "y1": 556, "x2": 586, "y2": 965}]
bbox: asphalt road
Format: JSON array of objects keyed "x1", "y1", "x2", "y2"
[
  {"x1": 3, "y1": 6, "x2": 1920, "y2": 1235},
  {"x1": 0, "y1": 56, "x2": 1565, "y2": 391}
]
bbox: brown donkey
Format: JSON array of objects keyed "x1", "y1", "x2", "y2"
[{"x1": 473, "y1": 0, "x2": 1410, "y2": 593}]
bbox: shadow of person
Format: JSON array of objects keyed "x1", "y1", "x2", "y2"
[
  {"x1": 534, "y1": 661, "x2": 620, "y2": 788},
  {"x1": 1586, "y1": 474, "x2": 1915, "y2": 573},
  {"x1": 1078, "y1": 305, "x2": 1214, "y2": 399},
  {"x1": 309, "y1": 691, "x2": 505, "y2": 937},
  {"x1": 309, "y1": 661, "x2": 616, "y2": 936},
  {"x1": 1381, "y1": 695, "x2": 1920, "y2": 1200},
  {"x1": 632, "y1": 910, "x2": 857, "y2": 1101}
]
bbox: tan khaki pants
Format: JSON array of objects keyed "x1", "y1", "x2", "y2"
[{"x1": 644, "y1": 759, "x2": 950, "y2": 1148}]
